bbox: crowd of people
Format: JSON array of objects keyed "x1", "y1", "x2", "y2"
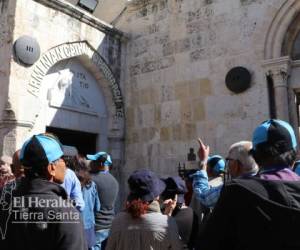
[{"x1": 1, "y1": 118, "x2": 300, "y2": 249}]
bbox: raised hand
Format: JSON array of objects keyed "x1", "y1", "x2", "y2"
[{"x1": 197, "y1": 138, "x2": 209, "y2": 170}]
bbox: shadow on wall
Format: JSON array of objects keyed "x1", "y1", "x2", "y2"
[{"x1": 97, "y1": 37, "x2": 125, "y2": 212}]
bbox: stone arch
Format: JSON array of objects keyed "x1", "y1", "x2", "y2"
[
  {"x1": 27, "y1": 41, "x2": 124, "y2": 139},
  {"x1": 262, "y1": 0, "x2": 300, "y2": 132},
  {"x1": 264, "y1": 0, "x2": 300, "y2": 60}
]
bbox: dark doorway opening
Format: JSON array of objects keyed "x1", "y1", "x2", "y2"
[{"x1": 46, "y1": 127, "x2": 97, "y2": 156}]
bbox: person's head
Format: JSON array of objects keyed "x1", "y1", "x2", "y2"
[
  {"x1": 62, "y1": 145, "x2": 78, "y2": 171},
  {"x1": 161, "y1": 176, "x2": 187, "y2": 207},
  {"x1": 126, "y1": 169, "x2": 166, "y2": 218},
  {"x1": 74, "y1": 158, "x2": 91, "y2": 188},
  {"x1": 0, "y1": 155, "x2": 13, "y2": 177},
  {"x1": 207, "y1": 155, "x2": 225, "y2": 178},
  {"x1": 20, "y1": 134, "x2": 66, "y2": 183},
  {"x1": 11, "y1": 149, "x2": 24, "y2": 179},
  {"x1": 86, "y1": 151, "x2": 112, "y2": 172},
  {"x1": 226, "y1": 141, "x2": 258, "y2": 178},
  {"x1": 251, "y1": 119, "x2": 297, "y2": 168}
]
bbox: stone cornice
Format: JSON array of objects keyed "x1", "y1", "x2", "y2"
[
  {"x1": 0, "y1": 120, "x2": 34, "y2": 129},
  {"x1": 32, "y1": 0, "x2": 126, "y2": 39},
  {"x1": 262, "y1": 56, "x2": 291, "y2": 76}
]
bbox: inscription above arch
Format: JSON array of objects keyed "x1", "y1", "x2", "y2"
[{"x1": 27, "y1": 41, "x2": 124, "y2": 119}]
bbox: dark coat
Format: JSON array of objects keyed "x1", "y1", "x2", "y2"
[
  {"x1": 197, "y1": 177, "x2": 300, "y2": 250},
  {"x1": 1, "y1": 177, "x2": 87, "y2": 250}
]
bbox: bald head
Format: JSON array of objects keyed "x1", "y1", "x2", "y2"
[{"x1": 227, "y1": 141, "x2": 258, "y2": 175}]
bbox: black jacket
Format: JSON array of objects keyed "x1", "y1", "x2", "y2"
[
  {"x1": 1, "y1": 178, "x2": 87, "y2": 250},
  {"x1": 198, "y1": 177, "x2": 300, "y2": 250}
]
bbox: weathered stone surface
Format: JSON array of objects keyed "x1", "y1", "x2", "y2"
[
  {"x1": 161, "y1": 101, "x2": 181, "y2": 127},
  {"x1": 125, "y1": 107, "x2": 135, "y2": 128},
  {"x1": 200, "y1": 78, "x2": 213, "y2": 96},
  {"x1": 5, "y1": 0, "x2": 290, "y2": 198},
  {"x1": 175, "y1": 82, "x2": 189, "y2": 100},
  {"x1": 121, "y1": 0, "x2": 277, "y2": 177},
  {"x1": 160, "y1": 127, "x2": 171, "y2": 141},
  {"x1": 180, "y1": 100, "x2": 192, "y2": 122},
  {"x1": 139, "y1": 87, "x2": 157, "y2": 105},
  {"x1": 192, "y1": 99, "x2": 205, "y2": 121}
]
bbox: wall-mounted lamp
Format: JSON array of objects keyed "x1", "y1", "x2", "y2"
[{"x1": 77, "y1": 0, "x2": 98, "y2": 13}]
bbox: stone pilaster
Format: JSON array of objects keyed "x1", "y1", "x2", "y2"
[{"x1": 262, "y1": 56, "x2": 291, "y2": 122}]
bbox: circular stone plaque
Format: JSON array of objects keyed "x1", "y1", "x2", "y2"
[{"x1": 14, "y1": 36, "x2": 40, "y2": 65}]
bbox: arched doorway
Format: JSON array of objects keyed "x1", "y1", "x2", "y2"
[
  {"x1": 262, "y1": 0, "x2": 300, "y2": 139},
  {"x1": 32, "y1": 57, "x2": 108, "y2": 155},
  {"x1": 22, "y1": 41, "x2": 125, "y2": 168}
]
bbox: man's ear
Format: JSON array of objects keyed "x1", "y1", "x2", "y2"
[
  {"x1": 235, "y1": 160, "x2": 243, "y2": 175},
  {"x1": 47, "y1": 163, "x2": 56, "y2": 177}
]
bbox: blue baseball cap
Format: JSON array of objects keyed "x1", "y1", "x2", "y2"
[
  {"x1": 86, "y1": 151, "x2": 112, "y2": 166},
  {"x1": 20, "y1": 134, "x2": 64, "y2": 168},
  {"x1": 208, "y1": 155, "x2": 225, "y2": 175},
  {"x1": 128, "y1": 169, "x2": 166, "y2": 202},
  {"x1": 252, "y1": 119, "x2": 297, "y2": 151}
]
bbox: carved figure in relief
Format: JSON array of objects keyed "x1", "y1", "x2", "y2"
[{"x1": 49, "y1": 69, "x2": 91, "y2": 109}]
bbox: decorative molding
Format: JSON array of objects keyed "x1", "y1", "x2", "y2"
[
  {"x1": 291, "y1": 59, "x2": 300, "y2": 67},
  {"x1": 0, "y1": 120, "x2": 34, "y2": 129},
  {"x1": 32, "y1": 0, "x2": 126, "y2": 39},
  {"x1": 2, "y1": 100, "x2": 16, "y2": 122},
  {"x1": 262, "y1": 56, "x2": 291, "y2": 81},
  {"x1": 264, "y1": 0, "x2": 300, "y2": 59}
]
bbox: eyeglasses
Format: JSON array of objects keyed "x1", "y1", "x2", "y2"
[{"x1": 225, "y1": 157, "x2": 235, "y2": 167}]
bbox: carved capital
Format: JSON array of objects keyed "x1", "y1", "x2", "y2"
[
  {"x1": 2, "y1": 100, "x2": 16, "y2": 122},
  {"x1": 262, "y1": 56, "x2": 291, "y2": 88},
  {"x1": 268, "y1": 68, "x2": 289, "y2": 87}
]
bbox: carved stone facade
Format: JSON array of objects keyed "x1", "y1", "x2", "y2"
[
  {"x1": 0, "y1": 0, "x2": 125, "y2": 174},
  {"x1": 115, "y1": 0, "x2": 286, "y2": 178},
  {"x1": 3, "y1": 0, "x2": 300, "y2": 202}
]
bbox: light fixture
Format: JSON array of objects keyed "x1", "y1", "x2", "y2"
[{"x1": 77, "y1": 0, "x2": 98, "y2": 13}]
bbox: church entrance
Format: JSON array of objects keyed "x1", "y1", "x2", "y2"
[
  {"x1": 32, "y1": 57, "x2": 109, "y2": 153},
  {"x1": 46, "y1": 126, "x2": 97, "y2": 156}
]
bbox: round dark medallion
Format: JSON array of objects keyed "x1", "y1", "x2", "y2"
[{"x1": 225, "y1": 67, "x2": 251, "y2": 93}]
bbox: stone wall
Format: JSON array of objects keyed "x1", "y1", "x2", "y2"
[
  {"x1": 116, "y1": 0, "x2": 286, "y2": 177},
  {"x1": 0, "y1": 0, "x2": 16, "y2": 155},
  {"x1": 6, "y1": 0, "x2": 123, "y2": 152}
]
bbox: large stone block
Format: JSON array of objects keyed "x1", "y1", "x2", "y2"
[
  {"x1": 182, "y1": 123, "x2": 197, "y2": 140},
  {"x1": 159, "y1": 85, "x2": 175, "y2": 102},
  {"x1": 161, "y1": 101, "x2": 181, "y2": 126},
  {"x1": 125, "y1": 107, "x2": 135, "y2": 128},
  {"x1": 139, "y1": 88, "x2": 157, "y2": 105},
  {"x1": 136, "y1": 104, "x2": 155, "y2": 127},
  {"x1": 175, "y1": 82, "x2": 189, "y2": 100},
  {"x1": 160, "y1": 127, "x2": 171, "y2": 141},
  {"x1": 192, "y1": 98, "x2": 206, "y2": 121},
  {"x1": 180, "y1": 100, "x2": 192, "y2": 122},
  {"x1": 172, "y1": 124, "x2": 182, "y2": 141},
  {"x1": 154, "y1": 104, "x2": 161, "y2": 127},
  {"x1": 200, "y1": 78, "x2": 212, "y2": 96},
  {"x1": 189, "y1": 80, "x2": 202, "y2": 99}
]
